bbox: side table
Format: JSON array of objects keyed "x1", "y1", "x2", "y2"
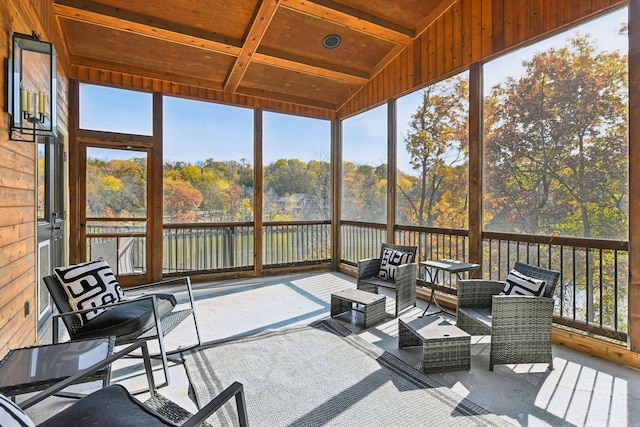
[
  {"x1": 398, "y1": 315, "x2": 470, "y2": 373},
  {"x1": 331, "y1": 289, "x2": 387, "y2": 329},
  {"x1": 0, "y1": 337, "x2": 115, "y2": 397},
  {"x1": 419, "y1": 259, "x2": 480, "y2": 318}
]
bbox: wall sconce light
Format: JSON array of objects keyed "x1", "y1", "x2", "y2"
[{"x1": 6, "y1": 32, "x2": 57, "y2": 141}]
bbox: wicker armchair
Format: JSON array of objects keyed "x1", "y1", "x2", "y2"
[
  {"x1": 357, "y1": 243, "x2": 418, "y2": 317},
  {"x1": 456, "y1": 262, "x2": 561, "y2": 371}
]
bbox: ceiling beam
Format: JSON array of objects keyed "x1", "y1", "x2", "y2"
[
  {"x1": 224, "y1": 0, "x2": 280, "y2": 93},
  {"x1": 254, "y1": 48, "x2": 368, "y2": 85},
  {"x1": 69, "y1": 54, "x2": 225, "y2": 90},
  {"x1": 280, "y1": 0, "x2": 414, "y2": 45},
  {"x1": 238, "y1": 86, "x2": 337, "y2": 110}
]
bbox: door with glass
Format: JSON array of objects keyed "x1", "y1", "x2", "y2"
[
  {"x1": 81, "y1": 146, "x2": 150, "y2": 285},
  {"x1": 36, "y1": 134, "x2": 65, "y2": 336}
]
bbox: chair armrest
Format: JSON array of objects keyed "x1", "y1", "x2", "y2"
[
  {"x1": 395, "y1": 263, "x2": 417, "y2": 288},
  {"x1": 357, "y1": 258, "x2": 381, "y2": 280},
  {"x1": 125, "y1": 276, "x2": 191, "y2": 293},
  {"x1": 456, "y1": 280, "x2": 504, "y2": 309},
  {"x1": 181, "y1": 381, "x2": 248, "y2": 427},
  {"x1": 20, "y1": 340, "x2": 155, "y2": 410}
]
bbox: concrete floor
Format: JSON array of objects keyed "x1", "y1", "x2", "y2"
[{"x1": 23, "y1": 271, "x2": 640, "y2": 426}]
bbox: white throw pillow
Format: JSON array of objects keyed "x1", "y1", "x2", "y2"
[
  {"x1": 501, "y1": 269, "x2": 547, "y2": 297},
  {"x1": 54, "y1": 259, "x2": 127, "y2": 325},
  {"x1": 378, "y1": 248, "x2": 412, "y2": 280}
]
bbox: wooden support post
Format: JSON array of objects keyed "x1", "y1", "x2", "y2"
[
  {"x1": 150, "y1": 92, "x2": 163, "y2": 282},
  {"x1": 467, "y1": 62, "x2": 483, "y2": 277},
  {"x1": 254, "y1": 109, "x2": 264, "y2": 273},
  {"x1": 628, "y1": 2, "x2": 640, "y2": 352},
  {"x1": 331, "y1": 118, "x2": 341, "y2": 270},
  {"x1": 387, "y1": 99, "x2": 397, "y2": 245}
]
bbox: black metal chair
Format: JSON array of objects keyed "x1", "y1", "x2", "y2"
[
  {"x1": 43, "y1": 273, "x2": 203, "y2": 387},
  {"x1": 11, "y1": 340, "x2": 248, "y2": 427},
  {"x1": 456, "y1": 262, "x2": 561, "y2": 370},
  {"x1": 357, "y1": 243, "x2": 418, "y2": 317}
]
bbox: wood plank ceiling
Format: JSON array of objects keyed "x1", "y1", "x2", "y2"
[{"x1": 52, "y1": 0, "x2": 456, "y2": 111}]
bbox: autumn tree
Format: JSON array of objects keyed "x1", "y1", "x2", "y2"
[
  {"x1": 163, "y1": 176, "x2": 204, "y2": 223},
  {"x1": 397, "y1": 74, "x2": 469, "y2": 227},
  {"x1": 86, "y1": 156, "x2": 147, "y2": 218},
  {"x1": 484, "y1": 34, "x2": 627, "y2": 239},
  {"x1": 484, "y1": 33, "x2": 628, "y2": 328}
]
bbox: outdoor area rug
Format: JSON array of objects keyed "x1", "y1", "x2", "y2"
[{"x1": 183, "y1": 319, "x2": 513, "y2": 426}]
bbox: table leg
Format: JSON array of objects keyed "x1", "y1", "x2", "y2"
[{"x1": 419, "y1": 266, "x2": 453, "y2": 318}]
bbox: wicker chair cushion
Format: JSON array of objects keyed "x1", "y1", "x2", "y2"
[
  {"x1": 39, "y1": 385, "x2": 176, "y2": 427},
  {"x1": 71, "y1": 294, "x2": 177, "y2": 341},
  {"x1": 500, "y1": 269, "x2": 546, "y2": 297},
  {"x1": 54, "y1": 260, "x2": 127, "y2": 325},
  {"x1": 1, "y1": 393, "x2": 35, "y2": 427},
  {"x1": 360, "y1": 276, "x2": 397, "y2": 290},
  {"x1": 459, "y1": 307, "x2": 492, "y2": 331},
  {"x1": 377, "y1": 248, "x2": 412, "y2": 280}
]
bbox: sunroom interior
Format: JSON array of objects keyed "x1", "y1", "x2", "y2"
[{"x1": 1, "y1": 0, "x2": 640, "y2": 422}]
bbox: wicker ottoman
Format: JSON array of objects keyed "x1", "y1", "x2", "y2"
[
  {"x1": 330, "y1": 289, "x2": 387, "y2": 328},
  {"x1": 398, "y1": 316, "x2": 471, "y2": 373}
]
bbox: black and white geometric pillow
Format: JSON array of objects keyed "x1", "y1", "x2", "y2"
[
  {"x1": 501, "y1": 269, "x2": 547, "y2": 297},
  {"x1": 54, "y1": 259, "x2": 127, "y2": 325},
  {"x1": 378, "y1": 248, "x2": 412, "y2": 280},
  {"x1": 0, "y1": 393, "x2": 35, "y2": 427}
]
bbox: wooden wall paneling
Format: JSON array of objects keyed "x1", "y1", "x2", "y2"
[
  {"x1": 443, "y1": 6, "x2": 453, "y2": 73},
  {"x1": 367, "y1": 70, "x2": 375, "y2": 107},
  {"x1": 417, "y1": 28, "x2": 427, "y2": 85},
  {"x1": 390, "y1": 54, "x2": 397, "y2": 96},
  {"x1": 529, "y1": 0, "x2": 543, "y2": 36},
  {"x1": 452, "y1": 1, "x2": 462, "y2": 70},
  {"x1": 435, "y1": 12, "x2": 445, "y2": 78},
  {"x1": 480, "y1": 0, "x2": 504, "y2": 57},
  {"x1": 515, "y1": 0, "x2": 529, "y2": 43},
  {"x1": 428, "y1": 24, "x2": 437, "y2": 82},
  {"x1": 502, "y1": 0, "x2": 516, "y2": 48},
  {"x1": 385, "y1": 66, "x2": 392, "y2": 104},
  {"x1": 406, "y1": 44, "x2": 414, "y2": 92},
  {"x1": 0, "y1": 0, "x2": 62, "y2": 355},
  {"x1": 0, "y1": 282, "x2": 35, "y2": 356},
  {"x1": 0, "y1": 224, "x2": 32, "y2": 248},
  {"x1": 56, "y1": 71, "x2": 69, "y2": 135},
  {"x1": 469, "y1": 0, "x2": 482, "y2": 63}
]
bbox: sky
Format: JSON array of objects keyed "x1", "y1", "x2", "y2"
[{"x1": 80, "y1": 8, "x2": 627, "y2": 172}]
